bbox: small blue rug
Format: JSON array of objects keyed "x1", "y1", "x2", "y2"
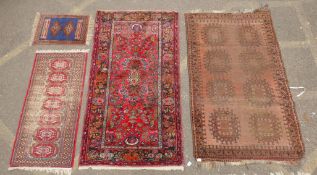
[{"x1": 33, "y1": 14, "x2": 89, "y2": 45}]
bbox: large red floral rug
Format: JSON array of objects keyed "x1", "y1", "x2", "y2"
[
  {"x1": 80, "y1": 11, "x2": 183, "y2": 169},
  {"x1": 186, "y1": 7, "x2": 304, "y2": 162},
  {"x1": 10, "y1": 51, "x2": 87, "y2": 172}
]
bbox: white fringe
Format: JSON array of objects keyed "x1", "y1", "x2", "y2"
[
  {"x1": 36, "y1": 49, "x2": 90, "y2": 53},
  {"x1": 30, "y1": 12, "x2": 41, "y2": 46},
  {"x1": 8, "y1": 167, "x2": 72, "y2": 175},
  {"x1": 85, "y1": 15, "x2": 94, "y2": 45},
  {"x1": 78, "y1": 165, "x2": 184, "y2": 171},
  {"x1": 198, "y1": 159, "x2": 297, "y2": 170},
  {"x1": 188, "y1": 5, "x2": 268, "y2": 14},
  {"x1": 97, "y1": 10, "x2": 178, "y2": 12}
]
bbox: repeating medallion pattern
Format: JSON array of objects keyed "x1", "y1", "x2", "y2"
[
  {"x1": 10, "y1": 52, "x2": 87, "y2": 168},
  {"x1": 80, "y1": 11, "x2": 182, "y2": 166},
  {"x1": 186, "y1": 8, "x2": 304, "y2": 161}
]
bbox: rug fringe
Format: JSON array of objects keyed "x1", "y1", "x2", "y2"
[
  {"x1": 36, "y1": 49, "x2": 90, "y2": 53},
  {"x1": 78, "y1": 165, "x2": 184, "y2": 171},
  {"x1": 198, "y1": 159, "x2": 299, "y2": 171},
  {"x1": 85, "y1": 15, "x2": 94, "y2": 45},
  {"x1": 8, "y1": 167, "x2": 72, "y2": 175},
  {"x1": 30, "y1": 12, "x2": 40, "y2": 46},
  {"x1": 188, "y1": 5, "x2": 269, "y2": 14}
]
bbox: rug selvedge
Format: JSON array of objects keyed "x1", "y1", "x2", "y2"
[{"x1": 80, "y1": 11, "x2": 183, "y2": 167}]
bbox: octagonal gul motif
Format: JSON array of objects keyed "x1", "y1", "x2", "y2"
[
  {"x1": 201, "y1": 25, "x2": 226, "y2": 46},
  {"x1": 31, "y1": 143, "x2": 58, "y2": 158},
  {"x1": 209, "y1": 108, "x2": 240, "y2": 144},
  {"x1": 46, "y1": 85, "x2": 65, "y2": 96},
  {"x1": 249, "y1": 111, "x2": 282, "y2": 144},
  {"x1": 238, "y1": 25, "x2": 261, "y2": 46},
  {"x1": 243, "y1": 78, "x2": 274, "y2": 107},
  {"x1": 34, "y1": 127, "x2": 60, "y2": 142},
  {"x1": 48, "y1": 72, "x2": 68, "y2": 83},
  {"x1": 38, "y1": 112, "x2": 62, "y2": 126},
  {"x1": 204, "y1": 49, "x2": 231, "y2": 74},
  {"x1": 207, "y1": 79, "x2": 234, "y2": 104},
  {"x1": 43, "y1": 98, "x2": 63, "y2": 110},
  {"x1": 239, "y1": 50, "x2": 268, "y2": 74},
  {"x1": 50, "y1": 59, "x2": 71, "y2": 71}
]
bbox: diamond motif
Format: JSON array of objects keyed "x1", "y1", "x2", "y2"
[
  {"x1": 63, "y1": 21, "x2": 74, "y2": 36},
  {"x1": 50, "y1": 21, "x2": 61, "y2": 36}
]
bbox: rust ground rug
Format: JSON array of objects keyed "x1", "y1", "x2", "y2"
[
  {"x1": 186, "y1": 7, "x2": 304, "y2": 162},
  {"x1": 79, "y1": 11, "x2": 183, "y2": 170},
  {"x1": 9, "y1": 50, "x2": 88, "y2": 173}
]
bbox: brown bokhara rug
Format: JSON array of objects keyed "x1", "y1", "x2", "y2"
[
  {"x1": 79, "y1": 11, "x2": 183, "y2": 168},
  {"x1": 10, "y1": 51, "x2": 87, "y2": 170},
  {"x1": 186, "y1": 8, "x2": 304, "y2": 161}
]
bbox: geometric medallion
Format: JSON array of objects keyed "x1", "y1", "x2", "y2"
[
  {"x1": 239, "y1": 50, "x2": 268, "y2": 74},
  {"x1": 201, "y1": 25, "x2": 226, "y2": 46},
  {"x1": 243, "y1": 78, "x2": 274, "y2": 107},
  {"x1": 249, "y1": 111, "x2": 281, "y2": 144},
  {"x1": 204, "y1": 49, "x2": 231, "y2": 74},
  {"x1": 238, "y1": 25, "x2": 261, "y2": 46},
  {"x1": 31, "y1": 143, "x2": 58, "y2": 158},
  {"x1": 34, "y1": 127, "x2": 60, "y2": 142},
  {"x1": 209, "y1": 108, "x2": 240, "y2": 144},
  {"x1": 207, "y1": 79, "x2": 234, "y2": 104}
]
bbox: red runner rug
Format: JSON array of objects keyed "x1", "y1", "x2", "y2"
[
  {"x1": 80, "y1": 11, "x2": 183, "y2": 169},
  {"x1": 10, "y1": 51, "x2": 88, "y2": 171},
  {"x1": 186, "y1": 8, "x2": 304, "y2": 162}
]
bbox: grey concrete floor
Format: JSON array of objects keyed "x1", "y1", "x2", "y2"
[{"x1": 1, "y1": 0, "x2": 317, "y2": 174}]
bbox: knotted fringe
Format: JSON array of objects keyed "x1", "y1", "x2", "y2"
[
  {"x1": 78, "y1": 165, "x2": 184, "y2": 171},
  {"x1": 189, "y1": 4, "x2": 269, "y2": 14},
  {"x1": 198, "y1": 159, "x2": 299, "y2": 171},
  {"x1": 8, "y1": 167, "x2": 72, "y2": 175},
  {"x1": 35, "y1": 49, "x2": 90, "y2": 53},
  {"x1": 30, "y1": 12, "x2": 40, "y2": 46}
]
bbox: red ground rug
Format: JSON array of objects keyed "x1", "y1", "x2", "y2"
[
  {"x1": 79, "y1": 11, "x2": 183, "y2": 169},
  {"x1": 10, "y1": 51, "x2": 87, "y2": 172}
]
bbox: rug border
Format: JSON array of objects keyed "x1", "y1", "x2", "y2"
[
  {"x1": 185, "y1": 7, "x2": 305, "y2": 162},
  {"x1": 79, "y1": 10, "x2": 183, "y2": 167},
  {"x1": 32, "y1": 14, "x2": 90, "y2": 45},
  {"x1": 9, "y1": 51, "x2": 88, "y2": 168}
]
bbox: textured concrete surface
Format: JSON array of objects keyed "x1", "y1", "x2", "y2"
[{"x1": 1, "y1": 0, "x2": 317, "y2": 175}]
